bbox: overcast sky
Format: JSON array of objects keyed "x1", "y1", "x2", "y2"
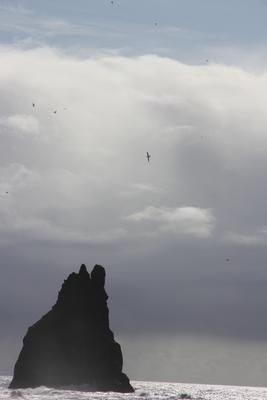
[{"x1": 2, "y1": 0, "x2": 267, "y2": 388}]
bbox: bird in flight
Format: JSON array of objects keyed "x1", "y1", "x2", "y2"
[
  {"x1": 53, "y1": 110, "x2": 57, "y2": 114},
  {"x1": 32, "y1": 103, "x2": 35, "y2": 108},
  {"x1": 146, "y1": 152, "x2": 151, "y2": 162}
]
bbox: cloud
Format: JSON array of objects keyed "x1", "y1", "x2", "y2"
[
  {"x1": 3, "y1": 46, "x2": 267, "y2": 382},
  {"x1": 0, "y1": 114, "x2": 40, "y2": 136},
  {"x1": 0, "y1": 46, "x2": 266, "y2": 247},
  {"x1": 126, "y1": 206, "x2": 215, "y2": 238},
  {"x1": 225, "y1": 232, "x2": 265, "y2": 246},
  {"x1": 0, "y1": 162, "x2": 125, "y2": 244},
  {"x1": 0, "y1": 212, "x2": 126, "y2": 245},
  {"x1": 0, "y1": 163, "x2": 37, "y2": 194},
  {"x1": 0, "y1": 5, "x2": 129, "y2": 48},
  {"x1": 225, "y1": 226, "x2": 267, "y2": 246},
  {"x1": 0, "y1": 5, "x2": 33, "y2": 16},
  {"x1": 120, "y1": 182, "x2": 161, "y2": 197}
]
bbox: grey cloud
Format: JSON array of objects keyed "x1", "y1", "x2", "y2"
[
  {"x1": 1, "y1": 47, "x2": 267, "y2": 384},
  {"x1": 0, "y1": 114, "x2": 40, "y2": 136},
  {"x1": 225, "y1": 231, "x2": 267, "y2": 246},
  {"x1": 120, "y1": 182, "x2": 161, "y2": 197}
]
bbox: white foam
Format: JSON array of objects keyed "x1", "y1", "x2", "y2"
[{"x1": 1, "y1": 377, "x2": 267, "y2": 400}]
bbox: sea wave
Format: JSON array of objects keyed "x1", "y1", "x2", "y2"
[{"x1": 1, "y1": 377, "x2": 267, "y2": 400}]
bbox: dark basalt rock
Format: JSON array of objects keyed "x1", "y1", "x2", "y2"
[{"x1": 9, "y1": 264, "x2": 134, "y2": 392}]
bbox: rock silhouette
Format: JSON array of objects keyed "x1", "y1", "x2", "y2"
[{"x1": 9, "y1": 264, "x2": 134, "y2": 392}]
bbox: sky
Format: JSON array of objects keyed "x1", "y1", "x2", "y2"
[{"x1": 2, "y1": 0, "x2": 267, "y2": 388}]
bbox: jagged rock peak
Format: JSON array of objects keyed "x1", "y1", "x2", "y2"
[
  {"x1": 79, "y1": 263, "x2": 90, "y2": 278},
  {"x1": 91, "y1": 264, "x2": 105, "y2": 287}
]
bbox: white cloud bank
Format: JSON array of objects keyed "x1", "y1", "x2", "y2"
[
  {"x1": 126, "y1": 206, "x2": 215, "y2": 238},
  {"x1": 0, "y1": 46, "x2": 266, "y2": 245}
]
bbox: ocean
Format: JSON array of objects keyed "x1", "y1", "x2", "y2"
[{"x1": 1, "y1": 377, "x2": 267, "y2": 400}]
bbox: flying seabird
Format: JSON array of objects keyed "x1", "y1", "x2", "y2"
[{"x1": 146, "y1": 152, "x2": 151, "y2": 162}]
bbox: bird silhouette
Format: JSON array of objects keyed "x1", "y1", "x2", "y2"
[
  {"x1": 32, "y1": 103, "x2": 35, "y2": 108},
  {"x1": 53, "y1": 110, "x2": 57, "y2": 114},
  {"x1": 146, "y1": 152, "x2": 151, "y2": 162}
]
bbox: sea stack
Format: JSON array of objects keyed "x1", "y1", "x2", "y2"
[{"x1": 9, "y1": 264, "x2": 134, "y2": 392}]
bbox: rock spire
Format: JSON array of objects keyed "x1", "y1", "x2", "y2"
[{"x1": 9, "y1": 264, "x2": 134, "y2": 392}]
